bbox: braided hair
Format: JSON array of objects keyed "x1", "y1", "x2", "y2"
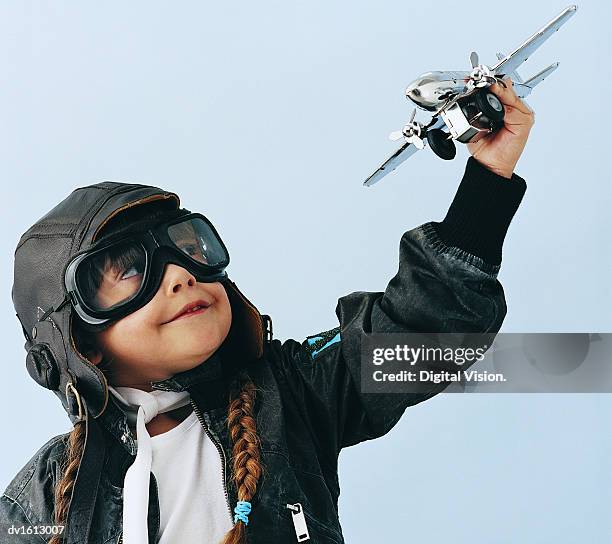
[
  {"x1": 221, "y1": 371, "x2": 264, "y2": 544},
  {"x1": 48, "y1": 420, "x2": 85, "y2": 544},
  {"x1": 49, "y1": 202, "x2": 265, "y2": 544}
]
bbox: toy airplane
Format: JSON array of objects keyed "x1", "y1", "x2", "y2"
[{"x1": 364, "y1": 5, "x2": 577, "y2": 187}]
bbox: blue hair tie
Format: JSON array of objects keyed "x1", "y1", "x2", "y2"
[{"x1": 234, "y1": 500, "x2": 252, "y2": 525}]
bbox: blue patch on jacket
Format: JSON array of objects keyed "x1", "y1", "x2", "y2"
[{"x1": 305, "y1": 327, "x2": 341, "y2": 359}]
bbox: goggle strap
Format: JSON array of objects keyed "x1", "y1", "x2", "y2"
[{"x1": 38, "y1": 294, "x2": 71, "y2": 322}]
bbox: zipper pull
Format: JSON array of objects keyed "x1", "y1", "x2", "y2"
[{"x1": 286, "y1": 503, "x2": 310, "y2": 542}]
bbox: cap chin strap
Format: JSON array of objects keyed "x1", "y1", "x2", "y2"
[{"x1": 63, "y1": 390, "x2": 108, "y2": 544}]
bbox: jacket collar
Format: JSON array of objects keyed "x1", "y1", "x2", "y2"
[
  {"x1": 97, "y1": 348, "x2": 234, "y2": 456},
  {"x1": 149, "y1": 348, "x2": 225, "y2": 392}
]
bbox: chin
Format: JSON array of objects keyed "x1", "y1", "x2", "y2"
[{"x1": 182, "y1": 345, "x2": 219, "y2": 366}]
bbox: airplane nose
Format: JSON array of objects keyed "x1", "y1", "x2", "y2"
[
  {"x1": 405, "y1": 80, "x2": 421, "y2": 96},
  {"x1": 405, "y1": 85, "x2": 421, "y2": 101}
]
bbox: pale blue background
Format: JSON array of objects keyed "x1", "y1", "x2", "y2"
[{"x1": 1, "y1": 1, "x2": 610, "y2": 542}]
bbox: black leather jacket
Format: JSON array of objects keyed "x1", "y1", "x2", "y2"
[{"x1": 1, "y1": 158, "x2": 527, "y2": 543}]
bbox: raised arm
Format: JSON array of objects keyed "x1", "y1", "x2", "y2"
[{"x1": 272, "y1": 77, "x2": 533, "y2": 463}]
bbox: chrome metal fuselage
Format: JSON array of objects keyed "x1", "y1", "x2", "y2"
[{"x1": 405, "y1": 71, "x2": 470, "y2": 112}]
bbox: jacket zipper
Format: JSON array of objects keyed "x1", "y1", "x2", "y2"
[
  {"x1": 190, "y1": 398, "x2": 235, "y2": 526},
  {"x1": 286, "y1": 503, "x2": 310, "y2": 542},
  {"x1": 115, "y1": 400, "x2": 234, "y2": 544}
]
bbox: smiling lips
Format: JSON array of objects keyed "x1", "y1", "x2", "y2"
[{"x1": 167, "y1": 299, "x2": 211, "y2": 323}]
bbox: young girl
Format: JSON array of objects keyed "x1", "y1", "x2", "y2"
[{"x1": 1, "y1": 79, "x2": 533, "y2": 544}]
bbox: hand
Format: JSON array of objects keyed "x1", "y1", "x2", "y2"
[{"x1": 467, "y1": 77, "x2": 535, "y2": 179}]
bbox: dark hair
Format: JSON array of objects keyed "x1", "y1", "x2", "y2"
[
  {"x1": 77, "y1": 242, "x2": 145, "y2": 309},
  {"x1": 49, "y1": 204, "x2": 264, "y2": 544}
]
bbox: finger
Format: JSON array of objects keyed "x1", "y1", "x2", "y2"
[
  {"x1": 502, "y1": 104, "x2": 535, "y2": 127},
  {"x1": 490, "y1": 77, "x2": 532, "y2": 115},
  {"x1": 521, "y1": 99, "x2": 536, "y2": 117}
]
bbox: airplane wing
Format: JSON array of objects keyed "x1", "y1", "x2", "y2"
[
  {"x1": 512, "y1": 62, "x2": 560, "y2": 98},
  {"x1": 523, "y1": 62, "x2": 560, "y2": 88},
  {"x1": 496, "y1": 52, "x2": 524, "y2": 83},
  {"x1": 492, "y1": 5, "x2": 577, "y2": 77},
  {"x1": 511, "y1": 82, "x2": 534, "y2": 99},
  {"x1": 364, "y1": 142, "x2": 420, "y2": 187}
]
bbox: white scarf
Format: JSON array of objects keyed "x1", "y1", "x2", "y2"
[{"x1": 108, "y1": 385, "x2": 193, "y2": 544}]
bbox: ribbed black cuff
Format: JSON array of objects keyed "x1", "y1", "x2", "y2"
[{"x1": 432, "y1": 157, "x2": 527, "y2": 266}]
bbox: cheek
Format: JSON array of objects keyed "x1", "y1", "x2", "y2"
[
  {"x1": 191, "y1": 293, "x2": 232, "y2": 346},
  {"x1": 99, "y1": 312, "x2": 158, "y2": 355},
  {"x1": 217, "y1": 291, "x2": 232, "y2": 334},
  {"x1": 121, "y1": 307, "x2": 158, "y2": 334},
  {"x1": 198, "y1": 301, "x2": 232, "y2": 339},
  {"x1": 220, "y1": 303, "x2": 232, "y2": 337}
]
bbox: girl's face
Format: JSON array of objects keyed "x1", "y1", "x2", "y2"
[{"x1": 86, "y1": 263, "x2": 232, "y2": 390}]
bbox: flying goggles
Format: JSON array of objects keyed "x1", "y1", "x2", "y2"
[{"x1": 64, "y1": 212, "x2": 230, "y2": 325}]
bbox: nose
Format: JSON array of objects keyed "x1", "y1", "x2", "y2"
[{"x1": 162, "y1": 263, "x2": 197, "y2": 296}]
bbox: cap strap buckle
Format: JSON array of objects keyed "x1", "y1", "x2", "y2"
[
  {"x1": 66, "y1": 381, "x2": 85, "y2": 422},
  {"x1": 262, "y1": 314, "x2": 273, "y2": 343}
]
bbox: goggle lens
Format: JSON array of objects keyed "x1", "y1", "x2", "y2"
[
  {"x1": 166, "y1": 217, "x2": 227, "y2": 267},
  {"x1": 75, "y1": 241, "x2": 147, "y2": 311}
]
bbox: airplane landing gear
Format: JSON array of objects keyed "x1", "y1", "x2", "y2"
[
  {"x1": 426, "y1": 129, "x2": 456, "y2": 160},
  {"x1": 475, "y1": 90, "x2": 505, "y2": 124}
]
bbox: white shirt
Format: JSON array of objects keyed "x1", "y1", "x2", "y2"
[{"x1": 145, "y1": 410, "x2": 235, "y2": 543}]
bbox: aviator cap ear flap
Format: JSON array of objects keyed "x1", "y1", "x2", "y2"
[
  {"x1": 17, "y1": 311, "x2": 61, "y2": 392},
  {"x1": 25, "y1": 343, "x2": 61, "y2": 391}
]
